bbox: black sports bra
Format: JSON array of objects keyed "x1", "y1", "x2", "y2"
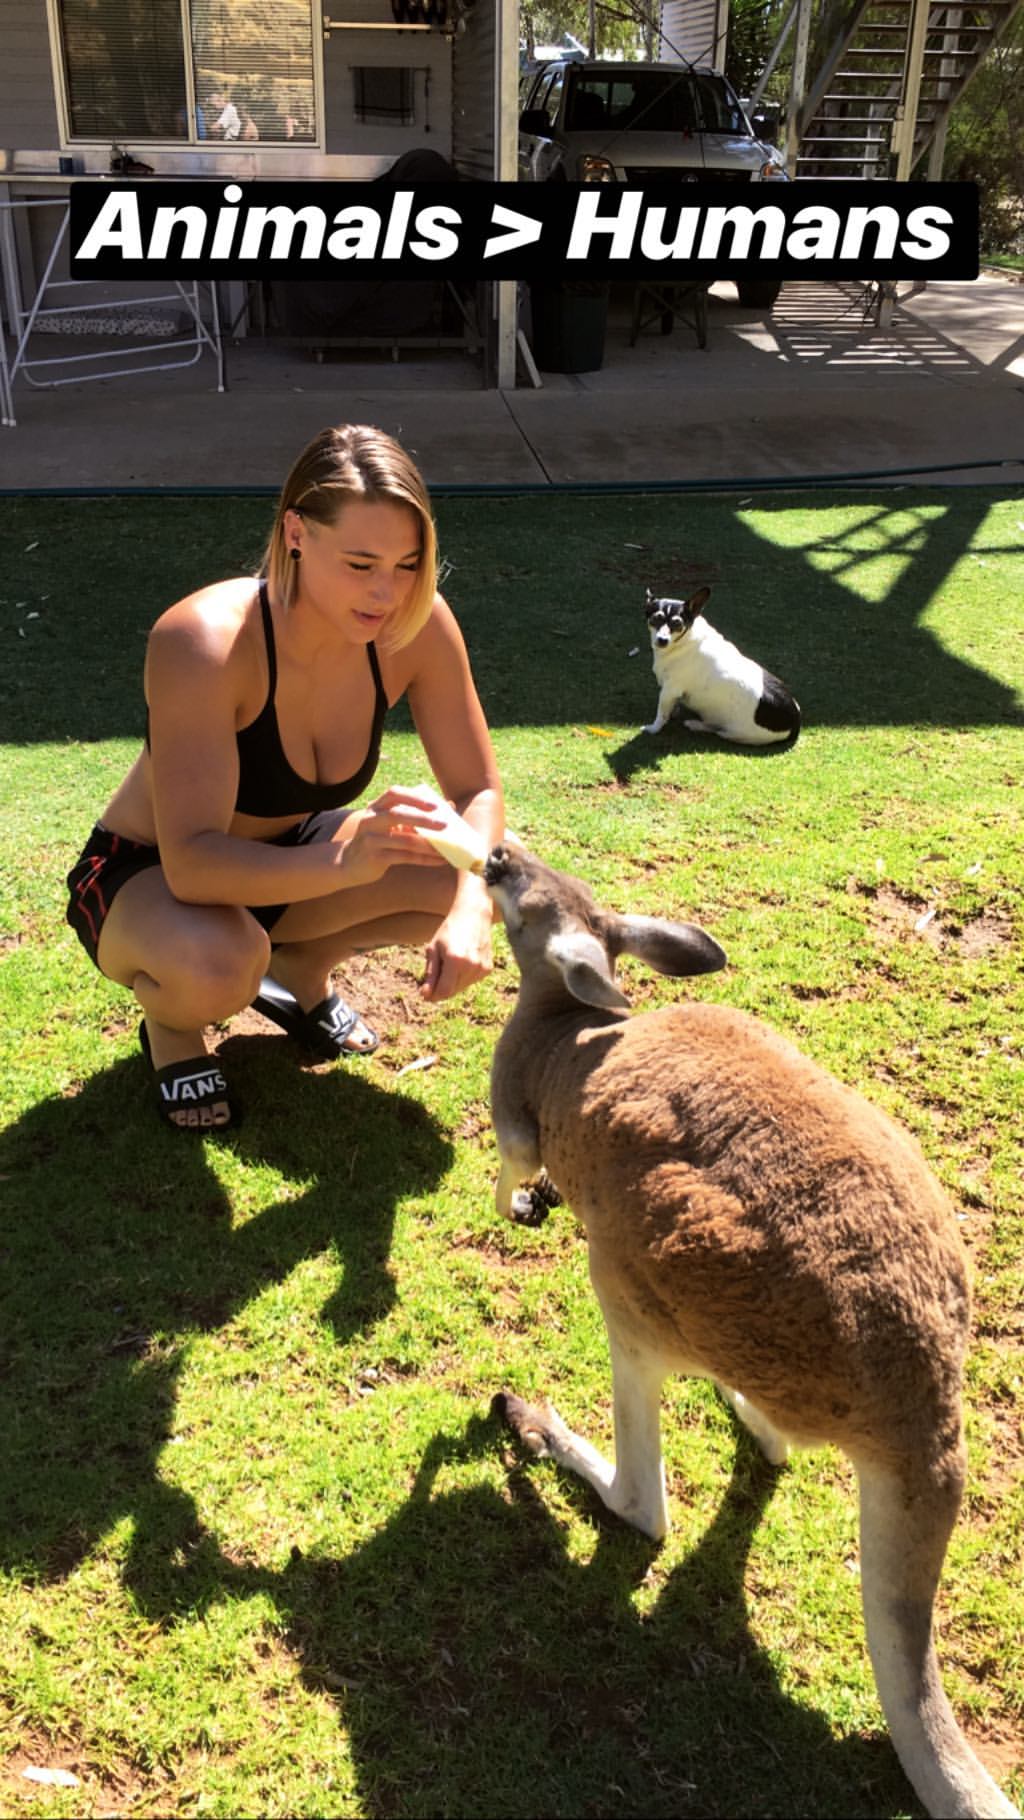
[{"x1": 233, "y1": 580, "x2": 388, "y2": 817}]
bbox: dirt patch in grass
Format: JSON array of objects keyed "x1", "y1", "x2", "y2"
[
  {"x1": 224, "y1": 951, "x2": 434, "y2": 1070},
  {"x1": 980, "y1": 1405, "x2": 1024, "y2": 1504},
  {"x1": 4, "y1": 1726, "x2": 151, "y2": 1817},
  {"x1": 958, "y1": 914, "x2": 1015, "y2": 958},
  {"x1": 0, "y1": 911, "x2": 51, "y2": 953},
  {"x1": 595, "y1": 553, "x2": 721, "y2": 591},
  {"x1": 960, "y1": 1719, "x2": 1024, "y2": 1788},
  {"x1": 855, "y1": 884, "x2": 1015, "y2": 957},
  {"x1": 450, "y1": 1235, "x2": 559, "y2": 1273},
  {"x1": 101, "y1": 1012, "x2": 137, "y2": 1042},
  {"x1": 456, "y1": 1102, "x2": 491, "y2": 1142},
  {"x1": 860, "y1": 883, "x2": 945, "y2": 947}
]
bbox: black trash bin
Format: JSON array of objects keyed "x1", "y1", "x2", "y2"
[{"x1": 528, "y1": 281, "x2": 609, "y2": 374}]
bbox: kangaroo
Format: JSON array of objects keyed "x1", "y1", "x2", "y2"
[{"x1": 483, "y1": 841, "x2": 1018, "y2": 1820}]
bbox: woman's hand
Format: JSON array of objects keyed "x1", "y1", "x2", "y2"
[
  {"x1": 337, "y1": 786, "x2": 451, "y2": 890},
  {"x1": 421, "y1": 890, "x2": 494, "y2": 1001}
]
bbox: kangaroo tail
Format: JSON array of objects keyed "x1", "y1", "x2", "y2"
[{"x1": 856, "y1": 1454, "x2": 1018, "y2": 1819}]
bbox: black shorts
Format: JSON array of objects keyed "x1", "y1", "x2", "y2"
[{"x1": 65, "y1": 819, "x2": 321, "y2": 970}]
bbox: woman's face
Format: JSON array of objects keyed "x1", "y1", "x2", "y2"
[{"x1": 285, "y1": 497, "x2": 423, "y2": 642}]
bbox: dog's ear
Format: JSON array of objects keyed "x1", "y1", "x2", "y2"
[
  {"x1": 644, "y1": 587, "x2": 659, "y2": 618},
  {"x1": 684, "y1": 585, "x2": 711, "y2": 623}
]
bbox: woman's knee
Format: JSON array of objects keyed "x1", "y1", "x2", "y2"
[{"x1": 148, "y1": 910, "x2": 270, "y2": 1020}]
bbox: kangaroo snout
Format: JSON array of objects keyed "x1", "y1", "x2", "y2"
[{"x1": 483, "y1": 844, "x2": 512, "y2": 887}]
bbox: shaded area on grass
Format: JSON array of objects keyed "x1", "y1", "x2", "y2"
[
  {"x1": 20, "y1": 1394, "x2": 923, "y2": 1820},
  {"x1": 1, "y1": 492, "x2": 1021, "y2": 750},
  {"x1": 0, "y1": 1026, "x2": 942, "y2": 1817},
  {"x1": 0, "y1": 1044, "x2": 452, "y2": 1589}
]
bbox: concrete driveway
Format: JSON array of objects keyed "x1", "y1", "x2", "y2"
[{"x1": 0, "y1": 276, "x2": 1021, "y2": 491}]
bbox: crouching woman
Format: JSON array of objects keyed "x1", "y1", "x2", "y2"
[{"x1": 65, "y1": 423, "x2": 504, "y2": 1131}]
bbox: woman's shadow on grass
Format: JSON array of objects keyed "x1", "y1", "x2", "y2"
[{"x1": 0, "y1": 1038, "x2": 452, "y2": 1594}]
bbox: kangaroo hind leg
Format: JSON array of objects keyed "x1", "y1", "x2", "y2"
[
  {"x1": 495, "y1": 1322, "x2": 670, "y2": 1542},
  {"x1": 717, "y1": 1383, "x2": 791, "y2": 1465}
]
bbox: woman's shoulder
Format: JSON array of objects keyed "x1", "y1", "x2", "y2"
[
  {"x1": 145, "y1": 577, "x2": 265, "y2": 710},
  {"x1": 380, "y1": 590, "x2": 461, "y2": 693},
  {"x1": 408, "y1": 589, "x2": 462, "y2": 655},
  {"x1": 149, "y1": 576, "x2": 260, "y2": 661}
]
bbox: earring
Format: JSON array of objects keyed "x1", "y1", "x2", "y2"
[{"x1": 290, "y1": 547, "x2": 301, "y2": 562}]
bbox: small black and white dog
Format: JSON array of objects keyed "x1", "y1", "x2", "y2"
[{"x1": 643, "y1": 586, "x2": 801, "y2": 746}]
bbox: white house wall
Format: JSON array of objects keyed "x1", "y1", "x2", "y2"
[
  {"x1": 322, "y1": 1, "x2": 453, "y2": 164},
  {"x1": 0, "y1": 0, "x2": 60, "y2": 151},
  {"x1": 658, "y1": 0, "x2": 729, "y2": 67},
  {"x1": 1, "y1": 0, "x2": 509, "y2": 373},
  {"x1": 0, "y1": 1, "x2": 457, "y2": 172}
]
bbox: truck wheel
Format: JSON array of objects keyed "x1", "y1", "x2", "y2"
[{"x1": 735, "y1": 280, "x2": 781, "y2": 311}]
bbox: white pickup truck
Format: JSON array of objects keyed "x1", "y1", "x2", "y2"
[{"x1": 518, "y1": 58, "x2": 788, "y2": 311}]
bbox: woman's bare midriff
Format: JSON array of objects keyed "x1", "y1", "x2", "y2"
[{"x1": 99, "y1": 751, "x2": 311, "y2": 850}]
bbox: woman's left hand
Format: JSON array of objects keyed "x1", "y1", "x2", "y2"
[{"x1": 421, "y1": 898, "x2": 494, "y2": 1001}]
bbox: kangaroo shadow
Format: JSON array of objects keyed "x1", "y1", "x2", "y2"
[
  {"x1": 261, "y1": 1413, "x2": 921, "y2": 1819},
  {"x1": 0, "y1": 1044, "x2": 452, "y2": 1605}
]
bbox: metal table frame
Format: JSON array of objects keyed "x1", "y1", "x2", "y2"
[
  {"x1": 0, "y1": 184, "x2": 224, "y2": 428},
  {"x1": 629, "y1": 281, "x2": 709, "y2": 350}
]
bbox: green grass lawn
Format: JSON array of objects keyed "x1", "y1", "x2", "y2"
[{"x1": 1, "y1": 488, "x2": 1022, "y2": 1819}]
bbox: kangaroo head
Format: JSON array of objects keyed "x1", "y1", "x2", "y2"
[{"x1": 484, "y1": 844, "x2": 726, "y2": 1011}]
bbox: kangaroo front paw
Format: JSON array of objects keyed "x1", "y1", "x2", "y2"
[
  {"x1": 510, "y1": 1185, "x2": 552, "y2": 1226},
  {"x1": 510, "y1": 1172, "x2": 560, "y2": 1226}
]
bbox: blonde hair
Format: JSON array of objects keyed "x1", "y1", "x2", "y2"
[{"x1": 261, "y1": 424, "x2": 438, "y2": 650}]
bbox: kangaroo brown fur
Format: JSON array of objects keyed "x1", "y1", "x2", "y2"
[{"x1": 484, "y1": 841, "x2": 1018, "y2": 1820}]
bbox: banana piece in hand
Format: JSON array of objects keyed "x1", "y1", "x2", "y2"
[{"x1": 416, "y1": 789, "x2": 489, "y2": 874}]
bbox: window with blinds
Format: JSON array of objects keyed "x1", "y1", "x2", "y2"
[{"x1": 55, "y1": 0, "x2": 317, "y2": 145}]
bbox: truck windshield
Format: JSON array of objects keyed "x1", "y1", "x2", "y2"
[{"x1": 566, "y1": 71, "x2": 749, "y2": 136}]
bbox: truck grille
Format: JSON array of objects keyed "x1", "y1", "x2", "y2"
[{"x1": 623, "y1": 167, "x2": 753, "y2": 184}]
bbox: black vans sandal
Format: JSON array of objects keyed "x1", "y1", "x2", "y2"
[
  {"x1": 252, "y1": 977, "x2": 379, "y2": 1059},
  {"x1": 139, "y1": 1021, "x2": 237, "y2": 1132}
]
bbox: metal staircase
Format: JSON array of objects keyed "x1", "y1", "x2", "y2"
[{"x1": 787, "y1": 0, "x2": 1022, "y2": 179}]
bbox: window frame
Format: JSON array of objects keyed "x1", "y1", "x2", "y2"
[
  {"x1": 44, "y1": 0, "x2": 326, "y2": 153},
  {"x1": 532, "y1": 66, "x2": 564, "y2": 130}
]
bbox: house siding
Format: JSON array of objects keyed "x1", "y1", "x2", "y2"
[
  {"x1": 0, "y1": 2, "x2": 61, "y2": 150},
  {"x1": 451, "y1": 0, "x2": 496, "y2": 179},
  {"x1": 322, "y1": 1, "x2": 453, "y2": 162},
  {"x1": 658, "y1": 0, "x2": 729, "y2": 68}
]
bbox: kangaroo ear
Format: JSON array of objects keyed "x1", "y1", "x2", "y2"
[
  {"x1": 548, "y1": 931, "x2": 630, "y2": 1010},
  {"x1": 614, "y1": 914, "x2": 726, "y2": 978}
]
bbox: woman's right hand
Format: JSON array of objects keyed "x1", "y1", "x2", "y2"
[{"x1": 334, "y1": 786, "x2": 452, "y2": 888}]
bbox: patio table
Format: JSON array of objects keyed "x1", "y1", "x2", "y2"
[{"x1": 0, "y1": 172, "x2": 225, "y2": 428}]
